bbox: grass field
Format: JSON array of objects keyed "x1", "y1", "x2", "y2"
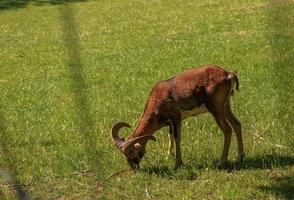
[{"x1": 0, "y1": 0, "x2": 293, "y2": 199}]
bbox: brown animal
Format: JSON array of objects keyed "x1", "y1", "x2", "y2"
[{"x1": 111, "y1": 65, "x2": 245, "y2": 169}]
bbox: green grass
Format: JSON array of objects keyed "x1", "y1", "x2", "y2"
[{"x1": 0, "y1": 0, "x2": 293, "y2": 199}]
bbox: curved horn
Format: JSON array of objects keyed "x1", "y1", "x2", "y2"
[
  {"x1": 122, "y1": 135, "x2": 156, "y2": 155},
  {"x1": 111, "y1": 122, "x2": 131, "y2": 149}
]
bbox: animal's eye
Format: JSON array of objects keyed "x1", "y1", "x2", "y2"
[{"x1": 128, "y1": 151, "x2": 136, "y2": 158}]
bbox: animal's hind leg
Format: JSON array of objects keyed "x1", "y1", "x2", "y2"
[
  {"x1": 212, "y1": 111, "x2": 232, "y2": 166},
  {"x1": 224, "y1": 100, "x2": 245, "y2": 163},
  {"x1": 207, "y1": 84, "x2": 232, "y2": 166}
]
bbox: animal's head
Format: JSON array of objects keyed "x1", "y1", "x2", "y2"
[{"x1": 111, "y1": 122, "x2": 156, "y2": 169}]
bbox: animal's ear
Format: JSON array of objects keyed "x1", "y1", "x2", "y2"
[{"x1": 122, "y1": 135, "x2": 156, "y2": 155}]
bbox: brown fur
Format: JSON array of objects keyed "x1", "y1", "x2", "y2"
[
  {"x1": 129, "y1": 65, "x2": 232, "y2": 137},
  {"x1": 112, "y1": 64, "x2": 245, "y2": 169}
]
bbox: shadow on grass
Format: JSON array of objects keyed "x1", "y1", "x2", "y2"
[
  {"x1": 140, "y1": 155, "x2": 294, "y2": 180},
  {"x1": 259, "y1": 175, "x2": 294, "y2": 200},
  {"x1": 0, "y1": 0, "x2": 87, "y2": 11},
  {"x1": 141, "y1": 165, "x2": 199, "y2": 181},
  {"x1": 0, "y1": 114, "x2": 31, "y2": 200},
  {"x1": 59, "y1": 3, "x2": 104, "y2": 175},
  {"x1": 237, "y1": 155, "x2": 294, "y2": 170}
]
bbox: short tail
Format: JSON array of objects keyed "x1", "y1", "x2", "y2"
[{"x1": 228, "y1": 71, "x2": 239, "y2": 95}]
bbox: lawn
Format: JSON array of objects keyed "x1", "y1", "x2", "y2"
[{"x1": 0, "y1": 0, "x2": 293, "y2": 199}]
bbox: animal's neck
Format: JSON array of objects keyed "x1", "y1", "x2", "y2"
[{"x1": 127, "y1": 111, "x2": 156, "y2": 140}]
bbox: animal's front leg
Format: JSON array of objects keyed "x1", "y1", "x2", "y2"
[
  {"x1": 172, "y1": 118, "x2": 183, "y2": 168},
  {"x1": 166, "y1": 126, "x2": 175, "y2": 160}
]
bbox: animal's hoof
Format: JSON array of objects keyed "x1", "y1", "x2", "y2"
[
  {"x1": 174, "y1": 161, "x2": 183, "y2": 169},
  {"x1": 217, "y1": 161, "x2": 231, "y2": 169},
  {"x1": 237, "y1": 154, "x2": 245, "y2": 163}
]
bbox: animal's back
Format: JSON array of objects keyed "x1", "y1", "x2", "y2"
[{"x1": 145, "y1": 65, "x2": 230, "y2": 117}]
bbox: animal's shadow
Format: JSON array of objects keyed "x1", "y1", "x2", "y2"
[
  {"x1": 140, "y1": 154, "x2": 294, "y2": 199},
  {"x1": 141, "y1": 154, "x2": 294, "y2": 180}
]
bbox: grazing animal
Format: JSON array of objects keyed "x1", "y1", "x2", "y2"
[{"x1": 111, "y1": 65, "x2": 245, "y2": 169}]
